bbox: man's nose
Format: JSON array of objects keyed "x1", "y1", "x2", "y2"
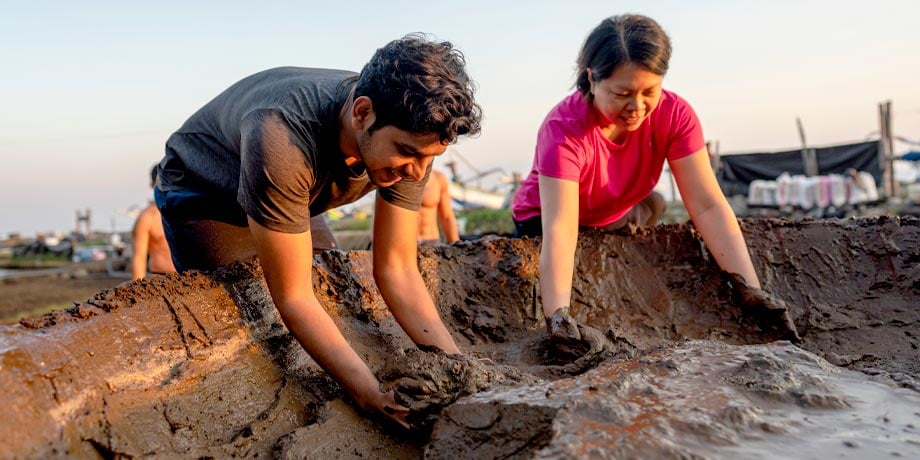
[{"x1": 410, "y1": 156, "x2": 432, "y2": 181}]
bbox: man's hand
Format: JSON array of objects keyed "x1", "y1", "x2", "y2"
[
  {"x1": 357, "y1": 388, "x2": 410, "y2": 430},
  {"x1": 725, "y1": 272, "x2": 801, "y2": 342}
]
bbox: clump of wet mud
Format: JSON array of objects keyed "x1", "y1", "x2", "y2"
[
  {"x1": 379, "y1": 346, "x2": 541, "y2": 432},
  {"x1": 1, "y1": 217, "x2": 918, "y2": 458},
  {"x1": 428, "y1": 340, "x2": 920, "y2": 459}
]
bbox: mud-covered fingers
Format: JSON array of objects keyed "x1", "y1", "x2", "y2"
[
  {"x1": 777, "y1": 310, "x2": 802, "y2": 342},
  {"x1": 747, "y1": 293, "x2": 800, "y2": 341},
  {"x1": 393, "y1": 377, "x2": 437, "y2": 396},
  {"x1": 379, "y1": 390, "x2": 410, "y2": 429}
]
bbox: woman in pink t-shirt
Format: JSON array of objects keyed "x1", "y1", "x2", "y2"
[{"x1": 511, "y1": 14, "x2": 797, "y2": 344}]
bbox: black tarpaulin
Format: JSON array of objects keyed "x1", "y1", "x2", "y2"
[{"x1": 717, "y1": 141, "x2": 881, "y2": 196}]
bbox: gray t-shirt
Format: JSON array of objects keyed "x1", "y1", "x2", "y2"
[{"x1": 157, "y1": 67, "x2": 426, "y2": 233}]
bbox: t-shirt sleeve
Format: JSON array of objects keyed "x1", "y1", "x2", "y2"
[
  {"x1": 534, "y1": 120, "x2": 583, "y2": 182},
  {"x1": 665, "y1": 96, "x2": 706, "y2": 161},
  {"x1": 238, "y1": 109, "x2": 315, "y2": 233},
  {"x1": 377, "y1": 164, "x2": 430, "y2": 211}
]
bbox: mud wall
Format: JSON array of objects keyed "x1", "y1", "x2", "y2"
[{"x1": 0, "y1": 217, "x2": 917, "y2": 458}]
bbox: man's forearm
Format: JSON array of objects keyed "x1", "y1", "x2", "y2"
[
  {"x1": 375, "y1": 268, "x2": 461, "y2": 354},
  {"x1": 275, "y1": 298, "x2": 381, "y2": 404}
]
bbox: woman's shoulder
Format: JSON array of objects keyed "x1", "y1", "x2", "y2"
[
  {"x1": 540, "y1": 92, "x2": 593, "y2": 137},
  {"x1": 651, "y1": 89, "x2": 700, "y2": 131},
  {"x1": 656, "y1": 89, "x2": 695, "y2": 114}
]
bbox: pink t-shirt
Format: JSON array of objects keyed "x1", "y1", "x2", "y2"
[{"x1": 511, "y1": 89, "x2": 705, "y2": 227}]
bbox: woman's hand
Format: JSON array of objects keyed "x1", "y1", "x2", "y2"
[{"x1": 725, "y1": 272, "x2": 801, "y2": 342}]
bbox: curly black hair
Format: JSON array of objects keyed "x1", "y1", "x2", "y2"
[{"x1": 355, "y1": 33, "x2": 482, "y2": 145}]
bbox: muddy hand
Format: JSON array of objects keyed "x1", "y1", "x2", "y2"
[
  {"x1": 546, "y1": 307, "x2": 614, "y2": 364},
  {"x1": 388, "y1": 373, "x2": 458, "y2": 415},
  {"x1": 727, "y1": 273, "x2": 801, "y2": 342},
  {"x1": 547, "y1": 306, "x2": 581, "y2": 341},
  {"x1": 377, "y1": 389, "x2": 410, "y2": 429}
]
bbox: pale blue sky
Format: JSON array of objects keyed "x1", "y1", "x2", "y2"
[{"x1": 1, "y1": 0, "x2": 918, "y2": 236}]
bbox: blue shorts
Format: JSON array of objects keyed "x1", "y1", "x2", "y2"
[
  {"x1": 154, "y1": 187, "x2": 253, "y2": 271},
  {"x1": 154, "y1": 187, "x2": 247, "y2": 226}
]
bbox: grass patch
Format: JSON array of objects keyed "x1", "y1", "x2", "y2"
[
  {"x1": 458, "y1": 208, "x2": 514, "y2": 236},
  {"x1": 1, "y1": 254, "x2": 71, "y2": 269},
  {"x1": 329, "y1": 217, "x2": 373, "y2": 231}
]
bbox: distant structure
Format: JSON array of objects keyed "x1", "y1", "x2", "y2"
[{"x1": 75, "y1": 208, "x2": 92, "y2": 239}]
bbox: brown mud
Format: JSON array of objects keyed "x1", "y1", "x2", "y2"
[
  {"x1": 1, "y1": 217, "x2": 918, "y2": 458},
  {"x1": 0, "y1": 264, "x2": 122, "y2": 324}
]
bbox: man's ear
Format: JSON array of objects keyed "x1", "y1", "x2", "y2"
[{"x1": 351, "y1": 96, "x2": 375, "y2": 130}]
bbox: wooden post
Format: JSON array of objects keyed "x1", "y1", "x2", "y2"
[
  {"x1": 879, "y1": 101, "x2": 894, "y2": 198},
  {"x1": 796, "y1": 117, "x2": 818, "y2": 176},
  {"x1": 885, "y1": 100, "x2": 896, "y2": 197}
]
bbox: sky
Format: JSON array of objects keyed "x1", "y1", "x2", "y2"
[{"x1": 1, "y1": 0, "x2": 918, "y2": 237}]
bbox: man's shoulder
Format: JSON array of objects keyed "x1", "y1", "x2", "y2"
[
  {"x1": 133, "y1": 205, "x2": 159, "y2": 232},
  {"x1": 431, "y1": 170, "x2": 449, "y2": 185},
  {"x1": 241, "y1": 67, "x2": 357, "y2": 88}
]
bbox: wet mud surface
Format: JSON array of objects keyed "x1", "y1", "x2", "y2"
[{"x1": 1, "y1": 217, "x2": 918, "y2": 458}]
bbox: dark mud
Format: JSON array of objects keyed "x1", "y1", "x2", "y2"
[
  {"x1": 429, "y1": 341, "x2": 920, "y2": 459},
  {"x1": 0, "y1": 217, "x2": 917, "y2": 458}
]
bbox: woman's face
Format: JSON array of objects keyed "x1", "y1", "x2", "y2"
[{"x1": 589, "y1": 62, "x2": 664, "y2": 132}]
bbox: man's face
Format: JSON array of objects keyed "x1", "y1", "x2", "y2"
[{"x1": 357, "y1": 125, "x2": 446, "y2": 187}]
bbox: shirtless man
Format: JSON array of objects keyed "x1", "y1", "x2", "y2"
[
  {"x1": 131, "y1": 166, "x2": 176, "y2": 280},
  {"x1": 418, "y1": 170, "x2": 460, "y2": 245}
]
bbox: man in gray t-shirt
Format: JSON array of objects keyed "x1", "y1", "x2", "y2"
[{"x1": 154, "y1": 35, "x2": 481, "y2": 428}]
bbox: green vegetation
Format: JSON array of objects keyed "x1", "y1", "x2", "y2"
[
  {"x1": 2, "y1": 253, "x2": 71, "y2": 269},
  {"x1": 458, "y1": 208, "x2": 514, "y2": 236},
  {"x1": 329, "y1": 217, "x2": 372, "y2": 231},
  {"x1": 80, "y1": 238, "x2": 110, "y2": 246}
]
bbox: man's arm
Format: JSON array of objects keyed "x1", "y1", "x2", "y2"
[
  {"x1": 130, "y1": 208, "x2": 152, "y2": 280},
  {"x1": 436, "y1": 173, "x2": 460, "y2": 243},
  {"x1": 372, "y1": 195, "x2": 461, "y2": 354},
  {"x1": 247, "y1": 217, "x2": 409, "y2": 426}
]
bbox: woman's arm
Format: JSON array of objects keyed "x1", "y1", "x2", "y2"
[
  {"x1": 538, "y1": 175, "x2": 581, "y2": 318},
  {"x1": 670, "y1": 147, "x2": 760, "y2": 287}
]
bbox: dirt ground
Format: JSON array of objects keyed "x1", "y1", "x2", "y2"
[{"x1": 0, "y1": 264, "x2": 125, "y2": 324}]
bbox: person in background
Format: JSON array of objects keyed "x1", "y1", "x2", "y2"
[
  {"x1": 131, "y1": 165, "x2": 176, "y2": 280},
  {"x1": 155, "y1": 34, "x2": 481, "y2": 427},
  {"x1": 418, "y1": 169, "x2": 460, "y2": 245},
  {"x1": 510, "y1": 14, "x2": 798, "y2": 345}
]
